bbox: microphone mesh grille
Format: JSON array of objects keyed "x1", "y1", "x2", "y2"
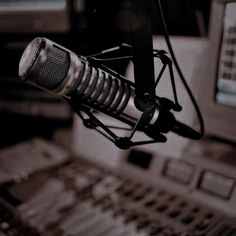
[
  {"x1": 34, "y1": 45, "x2": 70, "y2": 90},
  {"x1": 19, "y1": 37, "x2": 42, "y2": 79}
]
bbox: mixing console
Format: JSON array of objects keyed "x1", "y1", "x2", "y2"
[{"x1": 0, "y1": 139, "x2": 236, "y2": 236}]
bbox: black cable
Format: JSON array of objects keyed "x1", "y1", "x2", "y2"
[{"x1": 155, "y1": 0, "x2": 204, "y2": 138}]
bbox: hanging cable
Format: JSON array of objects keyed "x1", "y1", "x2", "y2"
[{"x1": 155, "y1": 0, "x2": 204, "y2": 138}]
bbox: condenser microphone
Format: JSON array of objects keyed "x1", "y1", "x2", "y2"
[
  {"x1": 19, "y1": 37, "x2": 143, "y2": 125},
  {"x1": 19, "y1": 37, "x2": 201, "y2": 149}
]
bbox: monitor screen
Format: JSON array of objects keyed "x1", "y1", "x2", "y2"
[
  {"x1": 201, "y1": 0, "x2": 236, "y2": 143},
  {"x1": 216, "y1": 2, "x2": 236, "y2": 108}
]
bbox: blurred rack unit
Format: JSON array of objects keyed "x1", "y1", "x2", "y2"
[
  {"x1": 0, "y1": 0, "x2": 70, "y2": 33},
  {"x1": 0, "y1": 77, "x2": 72, "y2": 120}
]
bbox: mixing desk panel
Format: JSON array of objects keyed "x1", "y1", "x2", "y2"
[{"x1": 0, "y1": 139, "x2": 236, "y2": 236}]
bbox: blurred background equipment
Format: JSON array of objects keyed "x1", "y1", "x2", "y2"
[
  {"x1": 1, "y1": 0, "x2": 236, "y2": 236},
  {"x1": 201, "y1": 0, "x2": 236, "y2": 143},
  {"x1": 0, "y1": 0, "x2": 70, "y2": 33},
  {"x1": 0, "y1": 0, "x2": 73, "y2": 149}
]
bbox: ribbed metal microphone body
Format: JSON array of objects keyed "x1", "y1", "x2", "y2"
[{"x1": 19, "y1": 37, "x2": 157, "y2": 129}]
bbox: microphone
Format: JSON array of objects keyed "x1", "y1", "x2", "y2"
[{"x1": 19, "y1": 37, "x2": 201, "y2": 149}]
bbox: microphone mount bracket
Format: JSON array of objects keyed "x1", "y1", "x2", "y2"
[
  {"x1": 64, "y1": 0, "x2": 203, "y2": 149},
  {"x1": 86, "y1": 45, "x2": 182, "y2": 114},
  {"x1": 66, "y1": 45, "x2": 184, "y2": 149}
]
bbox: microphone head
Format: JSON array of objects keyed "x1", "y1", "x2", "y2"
[
  {"x1": 19, "y1": 37, "x2": 42, "y2": 80},
  {"x1": 19, "y1": 37, "x2": 77, "y2": 95}
]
